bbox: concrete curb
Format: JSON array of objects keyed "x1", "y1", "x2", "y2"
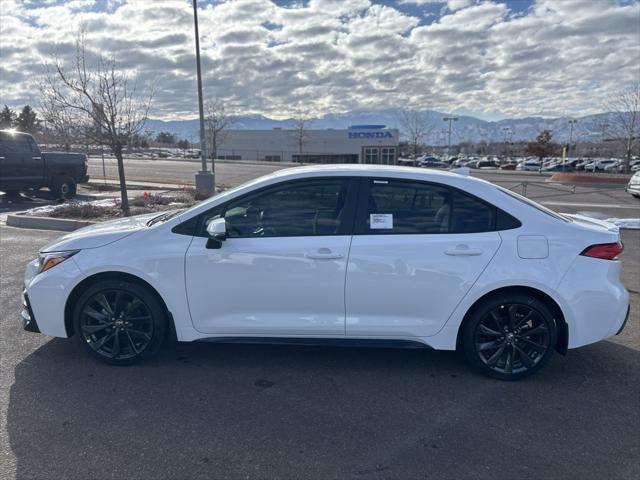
[
  {"x1": 86, "y1": 180, "x2": 185, "y2": 190},
  {"x1": 6, "y1": 213, "x2": 95, "y2": 232}
]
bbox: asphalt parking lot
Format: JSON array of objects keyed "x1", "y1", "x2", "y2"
[{"x1": 0, "y1": 175, "x2": 639, "y2": 479}]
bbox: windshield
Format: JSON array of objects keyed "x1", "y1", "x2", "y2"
[
  {"x1": 170, "y1": 173, "x2": 280, "y2": 221},
  {"x1": 495, "y1": 185, "x2": 570, "y2": 222}
]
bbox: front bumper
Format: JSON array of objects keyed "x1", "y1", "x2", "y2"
[
  {"x1": 21, "y1": 290, "x2": 40, "y2": 333},
  {"x1": 79, "y1": 174, "x2": 90, "y2": 184}
]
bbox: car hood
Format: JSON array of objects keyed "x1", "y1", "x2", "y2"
[{"x1": 40, "y1": 212, "x2": 160, "y2": 252}]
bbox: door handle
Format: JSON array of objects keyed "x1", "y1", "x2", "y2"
[
  {"x1": 445, "y1": 245, "x2": 483, "y2": 256},
  {"x1": 32, "y1": 156, "x2": 42, "y2": 160},
  {"x1": 305, "y1": 248, "x2": 344, "y2": 260}
]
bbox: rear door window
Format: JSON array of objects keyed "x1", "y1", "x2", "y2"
[{"x1": 356, "y1": 178, "x2": 510, "y2": 234}]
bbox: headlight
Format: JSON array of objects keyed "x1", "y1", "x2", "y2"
[{"x1": 38, "y1": 250, "x2": 79, "y2": 274}]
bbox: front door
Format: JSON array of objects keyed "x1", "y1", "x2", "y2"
[
  {"x1": 345, "y1": 178, "x2": 502, "y2": 337},
  {"x1": 185, "y1": 177, "x2": 357, "y2": 336}
]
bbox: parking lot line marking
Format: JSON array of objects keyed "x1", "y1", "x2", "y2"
[{"x1": 540, "y1": 201, "x2": 640, "y2": 209}]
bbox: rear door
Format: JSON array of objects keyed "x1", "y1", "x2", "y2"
[{"x1": 345, "y1": 177, "x2": 502, "y2": 337}]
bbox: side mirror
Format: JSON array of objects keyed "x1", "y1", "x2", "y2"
[{"x1": 205, "y1": 218, "x2": 226, "y2": 249}]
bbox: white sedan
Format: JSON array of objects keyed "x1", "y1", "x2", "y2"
[{"x1": 22, "y1": 165, "x2": 630, "y2": 380}]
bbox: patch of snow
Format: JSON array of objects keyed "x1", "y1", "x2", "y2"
[
  {"x1": 24, "y1": 197, "x2": 120, "y2": 216},
  {"x1": 23, "y1": 204, "x2": 59, "y2": 215},
  {"x1": 604, "y1": 218, "x2": 640, "y2": 230}
]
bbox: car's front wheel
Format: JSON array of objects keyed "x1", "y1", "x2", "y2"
[
  {"x1": 461, "y1": 294, "x2": 557, "y2": 380},
  {"x1": 73, "y1": 280, "x2": 167, "y2": 365}
]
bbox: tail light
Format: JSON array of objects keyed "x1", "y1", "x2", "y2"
[{"x1": 580, "y1": 242, "x2": 624, "y2": 260}]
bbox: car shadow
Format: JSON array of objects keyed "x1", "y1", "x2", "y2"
[{"x1": 6, "y1": 337, "x2": 640, "y2": 479}]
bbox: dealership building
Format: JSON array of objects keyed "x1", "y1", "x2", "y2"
[{"x1": 215, "y1": 125, "x2": 399, "y2": 164}]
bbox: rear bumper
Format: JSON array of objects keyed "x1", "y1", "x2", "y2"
[
  {"x1": 21, "y1": 290, "x2": 40, "y2": 333},
  {"x1": 556, "y1": 257, "x2": 630, "y2": 348},
  {"x1": 79, "y1": 174, "x2": 90, "y2": 183},
  {"x1": 616, "y1": 304, "x2": 631, "y2": 336}
]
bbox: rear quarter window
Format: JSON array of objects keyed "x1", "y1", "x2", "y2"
[{"x1": 496, "y1": 185, "x2": 569, "y2": 222}]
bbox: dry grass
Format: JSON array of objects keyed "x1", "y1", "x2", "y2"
[{"x1": 48, "y1": 203, "x2": 119, "y2": 221}]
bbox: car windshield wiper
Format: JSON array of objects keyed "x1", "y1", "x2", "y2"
[{"x1": 146, "y1": 209, "x2": 184, "y2": 227}]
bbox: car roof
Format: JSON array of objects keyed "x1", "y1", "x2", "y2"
[{"x1": 267, "y1": 164, "x2": 481, "y2": 183}]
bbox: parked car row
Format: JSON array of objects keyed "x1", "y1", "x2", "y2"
[{"x1": 402, "y1": 154, "x2": 639, "y2": 174}]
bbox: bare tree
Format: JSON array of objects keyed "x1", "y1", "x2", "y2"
[
  {"x1": 289, "y1": 109, "x2": 313, "y2": 162},
  {"x1": 605, "y1": 83, "x2": 640, "y2": 173},
  {"x1": 39, "y1": 95, "x2": 84, "y2": 151},
  {"x1": 205, "y1": 98, "x2": 233, "y2": 167},
  {"x1": 398, "y1": 109, "x2": 434, "y2": 159},
  {"x1": 38, "y1": 31, "x2": 154, "y2": 215}
]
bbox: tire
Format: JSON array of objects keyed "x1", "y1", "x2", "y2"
[
  {"x1": 461, "y1": 293, "x2": 557, "y2": 381},
  {"x1": 73, "y1": 279, "x2": 167, "y2": 366},
  {"x1": 50, "y1": 175, "x2": 77, "y2": 199}
]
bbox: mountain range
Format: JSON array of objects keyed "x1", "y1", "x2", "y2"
[{"x1": 145, "y1": 109, "x2": 619, "y2": 145}]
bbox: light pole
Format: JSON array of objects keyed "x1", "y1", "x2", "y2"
[
  {"x1": 599, "y1": 122, "x2": 610, "y2": 155},
  {"x1": 567, "y1": 119, "x2": 577, "y2": 158},
  {"x1": 443, "y1": 116, "x2": 458, "y2": 159},
  {"x1": 600, "y1": 122, "x2": 610, "y2": 142},
  {"x1": 192, "y1": 0, "x2": 214, "y2": 197},
  {"x1": 501, "y1": 127, "x2": 511, "y2": 158}
]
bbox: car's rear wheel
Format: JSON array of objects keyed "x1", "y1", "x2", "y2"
[
  {"x1": 461, "y1": 294, "x2": 557, "y2": 380},
  {"x1": 73, "y1": 280, "x2": 166, "y2": 365},
  {"x1": 51, "y1": 175, "x2": 77, "y2": 199}
]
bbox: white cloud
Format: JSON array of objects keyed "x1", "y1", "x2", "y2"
[
  {"x1": 0, "y1": 0, "x2": 638, "y2": 120},
  {"x1": 398, "y1": 0, "x2": 474, "y2": 10}
]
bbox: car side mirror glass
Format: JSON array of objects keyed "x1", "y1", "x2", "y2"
[{"x1": 205, "y1": 218, "x2": 226, "y2": 249}]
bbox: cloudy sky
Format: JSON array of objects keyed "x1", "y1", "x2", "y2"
[{"x1": 1, "y1": 0, "x2": 639, "y2": 120}]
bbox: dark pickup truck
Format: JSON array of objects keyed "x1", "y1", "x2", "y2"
[{"x1": 0, "y1": 130, "x2": 89, "y2": 198}]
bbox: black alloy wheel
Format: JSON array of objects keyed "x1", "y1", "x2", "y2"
[
  {"x1": 462, "y1": 294, "x2": 557, "y2": 380},
  {"x1": 74, "y1": 280, "x2": 166, "y2": 365}
]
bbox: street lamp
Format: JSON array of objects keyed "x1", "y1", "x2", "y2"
[
  {"x1": 600, "y1": 122, "x2": 610, "y2": 142},
  {"x1": 501, "y1": 127, "x2": 511, "y2": 159},
  {"x1": 443, "y1": 116, "x2": 458, "y2": 159},
  {"x1": 567, "y1": 119, "x2": 578, "y2": 158},
  {"x1": 192, "y1": 0, "x2": 214, "y2": 197}
]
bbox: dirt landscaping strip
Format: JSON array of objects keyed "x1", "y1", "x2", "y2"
[{"x1": 550, "y1": 172, "x2": 631, "y2": 185}]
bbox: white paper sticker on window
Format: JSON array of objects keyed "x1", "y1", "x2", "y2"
[{"x1": 370, "y1": 213, "x2": 393, "y2": 229}]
